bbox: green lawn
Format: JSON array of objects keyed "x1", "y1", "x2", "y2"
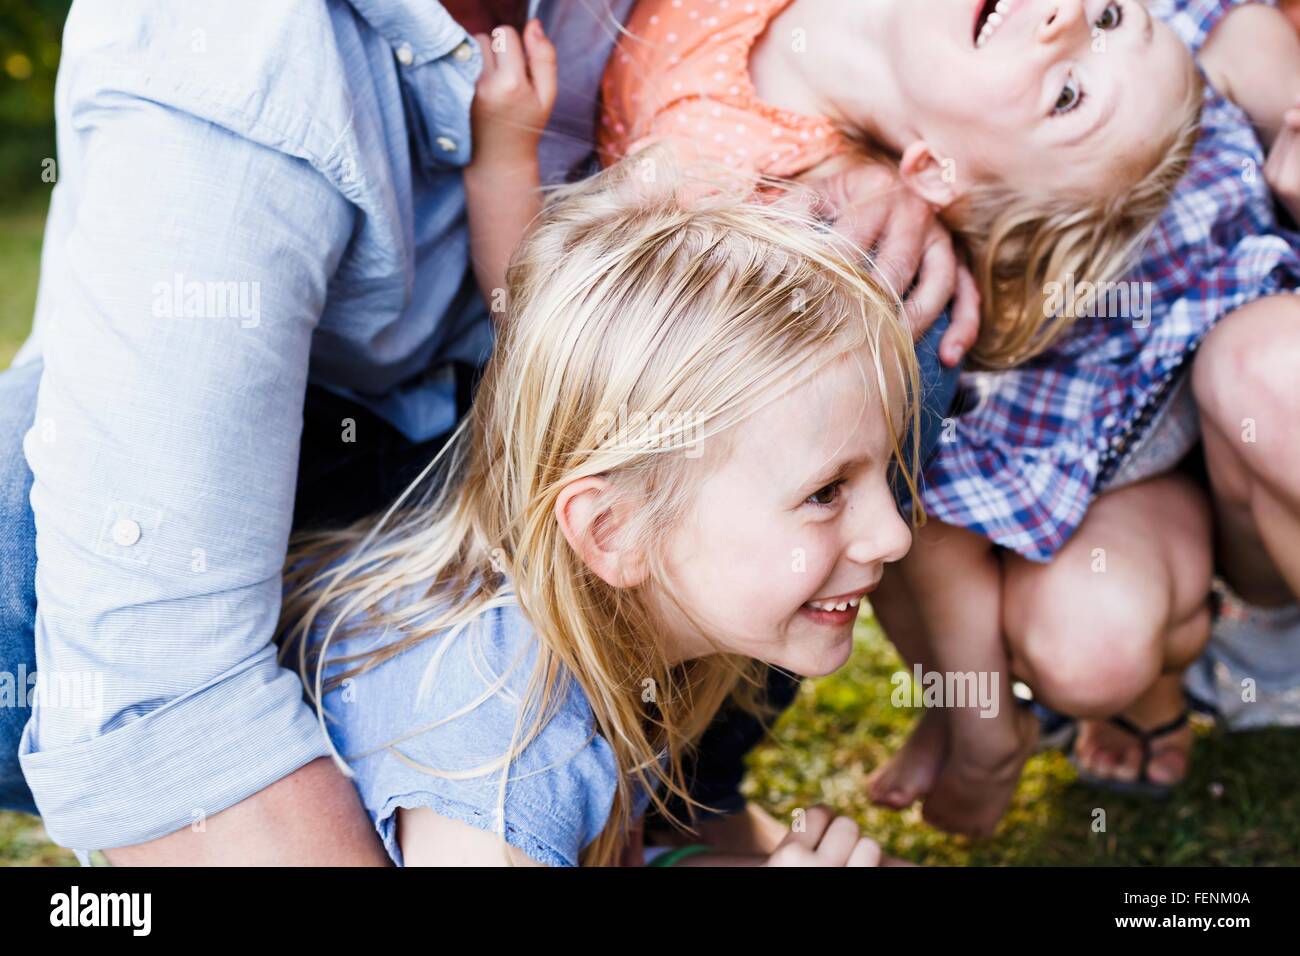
[
  {"x1": 1, "y1": 199, "x2": 1297, "y2": 866},
  {"x1": 748, "y1": 614, "x2": 1300, "y2": 866},
  {"x1": 0, "y1": 194, "x2": 47, "y2": 371}
]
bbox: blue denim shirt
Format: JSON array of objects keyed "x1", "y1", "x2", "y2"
[
  {"x1": 317, "y1": 594, "x2": 651, "y2": 866},
  {"x1": 13, "y1": 0, "x2": 633, "y2": 852}
]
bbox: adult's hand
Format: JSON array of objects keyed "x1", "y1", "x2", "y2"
[{"x1": 804, "y1": 158, "x2": 979, "y2": 367}]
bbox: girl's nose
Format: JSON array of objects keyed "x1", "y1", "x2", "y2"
[
  {"x1": 1038, "y1": 0, "x2": 1087, "y2": 45},
  {"x1": 844, "y1": 501, "x2": 912, "y2": 568}
]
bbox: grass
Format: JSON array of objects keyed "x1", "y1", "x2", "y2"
[
  {"x1": 1, "y1": 199, "x2": 1297, "y2": 866},
  {"x1": 745, "y1": 613, "x2": 1300, "y2": 866},
  {"x1": 0, "y1": 193, "x2": 47, "y2": 371}
]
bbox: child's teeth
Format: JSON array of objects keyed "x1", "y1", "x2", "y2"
[
  {"x1": 808, "y1": 595, "x2": 864, "y2": 611},
  {"x1": 978, "y1": 0, "x2": 1012, "y2": 49}
]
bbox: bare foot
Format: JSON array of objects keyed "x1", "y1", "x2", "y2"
[
  {"x1": 1073, "y1": 673, "x2": 1193, "y2": 787},
  {"x1": 921, "y1": 705, "x2": 1038, "y2": 837},
  {"x1": 867, "y1": 707, "x2": 949, "y2": 809}
]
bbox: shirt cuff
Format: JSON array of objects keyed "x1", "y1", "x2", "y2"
[{"x1": 17, "y1": 647, "x2": 333, "y2": 852}]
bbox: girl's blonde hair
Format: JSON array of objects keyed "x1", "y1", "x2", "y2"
[
  {"x1": 955, "y1": 58, "x2": 1206, "y2": 369},
  {"x1": 276, "y1": 155, "x2": 921, "y2": 867}
]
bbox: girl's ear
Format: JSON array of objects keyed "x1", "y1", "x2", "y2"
[
  {"x1": 554, "y1": 476, "x2": 649, "y2": 589},
  {"x1": 898, "y1": 141, "x2": 962, "y2": 209}
]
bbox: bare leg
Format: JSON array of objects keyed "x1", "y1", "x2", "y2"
[
  {"x1": 891, "y1": 519, "x2": 1035, "y2": 836},
  {"x1": 1192, "y1": 294, "x2": 1300, "y2": 607},
  {"x1": 1004, "y1": 473, "x2": 1212, "y2": 785},
  {"x1": 866, "y1": 563, "x2": 949, "y2": 808}
]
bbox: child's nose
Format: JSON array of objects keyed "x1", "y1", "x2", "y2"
[
  {"x1": 1038, "y1": 0, "x2": 1087, "y2": 46},
  {"x1": 844, "y1": 502, "x2": 912, "y2": 567}
]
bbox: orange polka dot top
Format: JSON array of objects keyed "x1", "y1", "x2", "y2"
[{"x1": 598, "y1": 0, "x2": 849, "y2": 177}]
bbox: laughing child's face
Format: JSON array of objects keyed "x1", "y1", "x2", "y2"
[
  {"x1": 653, "y1": 344, "x2": 913, "y2": 678},
  {"x1": 889, "y1": 0, "x2": 1191, "y2": 201}
]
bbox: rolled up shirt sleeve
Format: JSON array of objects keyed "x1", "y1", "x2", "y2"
[{"x1": 18, "y1": 86, "x2": 356, "y2": 851}]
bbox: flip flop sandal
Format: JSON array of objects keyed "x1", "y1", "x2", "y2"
[{"x1": 1068, "y1": 709, "x2": 1192, "y2": 799}]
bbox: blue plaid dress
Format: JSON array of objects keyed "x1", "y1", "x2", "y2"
[{"x1": 919, "y1": 0, "x2": 1300, "y2": 561}]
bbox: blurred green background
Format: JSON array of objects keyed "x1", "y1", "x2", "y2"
[
  {"x1": 1, "y1": 0, "x2": 70, "y2": 863},
  {"x1": 1, "y1": 0, "x2": 1298, "y2": 868},
  {"x1": 1, "y1": 0, "x2": 66, "y2": 370}
]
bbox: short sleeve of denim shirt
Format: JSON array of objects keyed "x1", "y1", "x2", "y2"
[{"x1": 316, "y1": 598, "x2": 623, "y2": 867}]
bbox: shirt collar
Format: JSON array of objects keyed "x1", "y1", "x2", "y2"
[{"x1": 349, "y1": 0, "x2": 545, "y2": 65}]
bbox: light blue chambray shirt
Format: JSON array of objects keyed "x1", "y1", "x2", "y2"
[
  {"x1": 316, "y1": 592, "x2": 656, "y2": 867},
  {"x1": 12, "y1": 0, "x2": 633, "y2": 854}
]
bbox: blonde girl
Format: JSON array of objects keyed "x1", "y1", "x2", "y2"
[{"x1": 276, "y1": 155, "x2": 923, "y2": 867}]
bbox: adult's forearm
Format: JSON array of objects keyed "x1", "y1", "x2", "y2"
[{"x1": 104, "y1": 758, "x2": 390, "y2": 866}]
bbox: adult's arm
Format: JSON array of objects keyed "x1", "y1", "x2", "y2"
[{"x1": 20, "y1": 89, "x2": 387, "y2": 864}]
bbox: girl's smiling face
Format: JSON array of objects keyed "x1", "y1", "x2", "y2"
[
  {"x1": 652, "y1": 345, "x2": 913, "y2": 678},
  {"x1": 887, "y1": 0, "x2": 1192, "y2": 199}
]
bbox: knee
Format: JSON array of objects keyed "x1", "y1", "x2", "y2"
[
  {"x1": 1006, "y1": 573, "x2": 1163, "y2": 718},
  {"x1": 1193, "y1": 300, "x2": 1300, "y2": 469}
]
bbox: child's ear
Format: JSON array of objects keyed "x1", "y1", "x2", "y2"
[
  {"x1": 553, "y1": 476, "x2": 648, "y2": 589},
  {"x1": 898, "y1": 142, "x2": 962, "y2": 209}
]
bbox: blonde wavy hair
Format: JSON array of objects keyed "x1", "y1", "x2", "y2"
[
  {"x1": 954, "y1": 56, "x2": 1206, "y2": 369},
  {"x1": 276, "y1": 156, "x2": 922, "y2": 867}
]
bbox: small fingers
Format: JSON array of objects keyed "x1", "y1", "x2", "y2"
[
  {"x1": 488, "y1": 26, "x2": 527, "y2": 83},
  {"x1": 812, "y1": 815, "x2": 863, "y2": 867},
  {"x1": 783, "y1": 804, "x2": 836, "y2": 851},
  {"x1": 846, "y1": 836, "x2": 884, "y2": 868},
  {"x1": 522, "y1": 19, "x2": 558, "y2": 113}
]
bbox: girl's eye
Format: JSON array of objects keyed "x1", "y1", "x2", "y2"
[
  {"x1": 1095, "y1": 1, "x2": 1124, "y2": 30},
  {"x1": 1054, "y1": 75, "x2": 1083, "y2": 115},
  {"x1": 806, "y1": 479, "x2": 845, "y2": 508}
]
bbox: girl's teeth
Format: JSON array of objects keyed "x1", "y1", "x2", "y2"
[
  {"x1": 977, "y1": 0, "x2": 1012, "y2": 49},
  {"x1": 808, "y1": 596, "x2": 863, "y2": 611}
]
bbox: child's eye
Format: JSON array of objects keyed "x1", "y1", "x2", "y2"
[
  {"x1": 1053, "y1": 75, "x2": 1084, "y2": 115},
  {"x1": 805, "y1": 479, "x2": 846, "y2": 508},
  {"x1": 1095, "y1": 1, "x2": 1124, "y2": 31}
]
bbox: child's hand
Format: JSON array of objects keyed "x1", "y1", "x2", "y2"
[
  {"x1": 763, "y1": 805, "x2": 883, "y2": 867},
  {"x1": 470, "y1": 20, "x2": 557, "y2": 170},
  {"x1": 1264, "y1": 94, "x2": 1300, "y2": 226}
]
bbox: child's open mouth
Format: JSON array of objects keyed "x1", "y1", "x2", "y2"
[
  {"x1": 974, "y1": 0, "x2": 1012, "y2": 48},
  {"x1": 800, "y1": 587, "x2": 874, "y2": 626}
]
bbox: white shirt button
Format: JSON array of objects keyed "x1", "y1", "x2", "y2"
[
  {"x1": 395, "y1": 41, "x2": 414, "y2": 66},
  {"x1": 112, "y1": 518, "x2": 142, "y2": 547},
  {"x1": 453, "y1": 41, "x2": 472, "y2": 62},
  {"x1": 435, "y1": 135, "x2": 457, "y2": 153}
]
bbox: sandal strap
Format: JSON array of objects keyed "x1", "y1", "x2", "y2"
[
  {"x1": 1107, "y1": 708, "x2": 1190, "y2": 744},
  {"x1": 1107, "y1": 709, "x2": 1191, "y2": 781}
]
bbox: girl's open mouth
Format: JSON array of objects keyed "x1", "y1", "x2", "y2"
[
  {"x1": 799, "y1": 588, "x2": 874, "y2": 626},
  {"x1": 974, "y1": 0, "x2": 1012, "y2": 48}
]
